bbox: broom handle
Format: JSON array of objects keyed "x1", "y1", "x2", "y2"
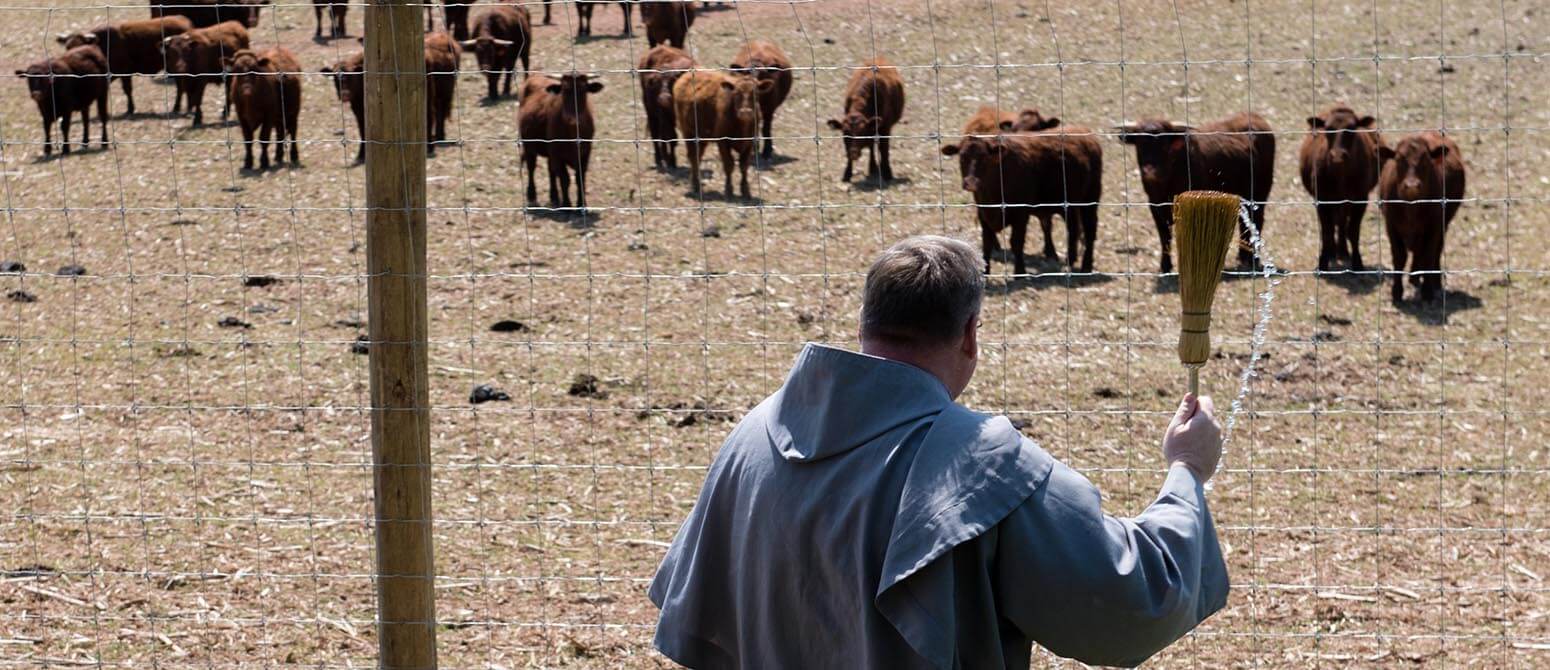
[{"x1": 1188, "y1": 366, "x2": 1199, "y2": 397}]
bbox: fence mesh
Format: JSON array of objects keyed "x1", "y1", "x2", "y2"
[{"x1": 1, "y1": 0, "x2": 1547, "y2": 667}]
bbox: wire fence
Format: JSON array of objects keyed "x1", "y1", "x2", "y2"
[{"x1": 1, "y1": 0, "x2": 1546, "y2": 667}]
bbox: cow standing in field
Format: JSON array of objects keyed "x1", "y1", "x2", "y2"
[
  {"x1": 638, "y1": 45, "x2": 696, "y2": 170},
  {"x1": 424, "y1": 32, "x2": 460, "y2": 154},
  {"x1": 463, "y1": 4, "x2": 532, "y2": 100},
  {"x1": 1378, "y1": 132, "x2": 1465, "y2": 303},
  {"x1": 321, "y1": 51, "x2": 364, "y2": 163},
  {"x1": 313, "y1": 0, "x2": 347, "y2": 38},
  {"x1": 1115, "y1": 112, "x2": 1275, "y2": 272},
  {"x1": 943, "y1": 122, "x2": 1102, "y2": 275},
  {"x1": 827, "y1": 58, "x2": 904, "y2": 184},
  {"x1": 151, "y1": 0, "x2": 269, "y2": 28},
  {"x1": 641, "y1": 1, "x2": 694, "y2": 48},
  {"x1": 162, "y1": 20, "x2": 250, "y2": 126},
  {"x1": 519, "y1": 72, "x2": 603, "y2": 210},
  {"x1": 1299, "y1": 105, "x2": 1381, "y2": 272},
  {"x1": 576, "y1": 1, "x2": 632, "y2": 38},
  {"x1": 225, "y1": 47, "x2": 301, "y2": 170},
  {"x1": 730, "y1": 39, "x2": 792, "y2": 160},
  {"x1": 674, "y1": 70, "x2": 772, "y2": 200},
  {"x1": 15, "y1": 45, "x2": 110, "y2": 156},
  {"x1": 57, "y1": 16, "x2": 192, "y2": 116}
]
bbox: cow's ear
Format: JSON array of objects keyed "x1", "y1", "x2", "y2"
[
  {"x1": 545, "y1": 84, "x2": 562, "y2": 94},
  {"x1": 257, "y1": 56, "x2": 271, "y2": 68},
  {"x1": 1377, "y1": 145, "x2": 1395, "y2": 163},
  {"x1": 998, "y1": 120, "x2": 1015, "y2": 132},
  {"x1": 756, "y1": 79, "x2": 774, "y2": 92},
  {"x1": 941, "y1": 144, "x2": 959, "y2": 156},
  {"x1": 356, "y1": 37, "x2": 365, "y2": 45},
  {"x1": 826, "y1": 118, "x2": 843, "y2": 130},
  {"x1": 719, "y1": 79, "x2": 734, "y2": 91},
  {"x1": 13, "y1": 70, "x2": 24, "y2": 77},
  {"x1": 1037, "y1": 117, "x2": 1060, "y2": 130},
  {"x1": 586, "y1": 81, "x2": 604, "y2": 93},
  {"x1": 321, "y1": 65, "x2": 334, "y2": 74},
  {"x1": 1430, "y1": 143, "x2": 1449, "y2": 160},
  {"x1": 1357, "y1": 115, "x2": 1375, "y2": 128},
  {"x1": 1307, "y1": 116, "x2": 1324, "y2": 129}
]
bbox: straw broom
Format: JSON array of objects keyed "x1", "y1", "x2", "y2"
[{"x1": 1174, "y1": 190, "x2": 1241, "y2": 396}]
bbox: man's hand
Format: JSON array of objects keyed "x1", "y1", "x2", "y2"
[{"x1": 1163, "y1": 394, "x2": 1222, "y2": 483}]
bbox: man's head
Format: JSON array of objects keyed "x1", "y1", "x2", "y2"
[{"x1": 859, "y1": 236, "x2": 985, "y2": 398}]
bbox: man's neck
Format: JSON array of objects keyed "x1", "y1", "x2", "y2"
[{"x1": 859, "y1": 339, "x2": 957, "y2": 397}]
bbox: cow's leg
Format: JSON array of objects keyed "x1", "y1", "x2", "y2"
[
  {"x1": 97, "y1": 92, "x2": 108, "y2": 146},
  {"x1": 121, "y1": 76, "x2": 135, "y2": 116},
  {"x1": 760, "y1": 107, "x2": 774, "y2": 159},
  {"x1": 524, "y1": 151, "x2": 538, "y2": 203},
  {"x1": 259, "y1": 124, "x2": 274, "y2": 170},
  {"x1": 1009, "y1": 209, "x2": 1029, "y2": 276},
  {"x1": 1388, "y1": 232, "x2": 1407, "y2": 303},
  {"x1": 1420, "y1": 230, "x2": 1443, "y2": 302},
  {"x1": 1062, "y1": 213, "x2": 1078, "y2": 269},
  {"x1": 1081, "y1": 204, "x2": 1098, "y2": 273},
  {"x1": 241, "y1": 122, "x2": 255, "y2": 170},
  {"x1": 718, "y1": 141, "x2": 734, "y2": 197},
  {"x1": 315, "y1": 6, "x2": 324, "y2": 37},
  {"x1": 543, "y1": 0, "x2": 552, "y2": 24},
  {"x1": 354, "y1": 111, "x2": 365, "y2": 164},
  {"x1": 41, "y1": 116, "x2": 53, "y2": 156},
  {"x1": 1241, "y1": 199, "x2": 1266, "y2": 268},
  {"x1": 620, "y1": 2, "x2": 632, "y2": 36},
  {"x1": 173, "y1": 80, "x2": 184, "y2": 114},
  {"x1": 1040, "y1": 212, "x2": 1058, "y2": 260},
  {"x1": 60, "y1": 113, "x2": 71, "y2": 155},
  {"x1": 188, "y1": 81, "x2": 206, "y2": 125},
  {"x1": 80, "y1": 106, "x2": 90, "y2": 150},
  {"x1": 576, "y1": 148, "x2": 590, "y2": 211},
  {"x1": 550, "y1": 156, "x2": 571, "y2": 208},
  {"x1": 1345, "y1": 200, "x2": 1367, "y2": 271},
  {"x1": 221, "y1": 76, "x2": 232, "y2": 121},
  {"x1": 737, "y1": 144, "x2": 752, "y2": 199},
  {"x1": 1151, "y1": 203, "x2": 1173, "y2": 274},
  {"x1": 865, "y1": 140, "x2": 879, "y2": 180},
  {"x1": 840, "y1": 152, "x2": 853, "y2": 182},
  {"x1": 878, "y1": 135, "x2": 893, "y2": 181},
  {"x1": 1316, "y1": 202, "x2": 1337, "y2": 271},
  {"x1": 979, "y1": 213, "x2": 995, "y2": 274}
]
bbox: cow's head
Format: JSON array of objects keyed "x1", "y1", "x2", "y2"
[
  {"x1": 1378, "y1": 135, "x2": 1450, "y2": 201},
  {"x1": 719, "y1": 72, "x2": 769, "y2": 125},
  {"x1": 459, "y1": 36, "x2": 514, "y2": 70},
  {"x1": 321, "y1": 55, "x2": 363, "y2": 104},
  {"x1": 643, "y1": 60, "x2": 691, "y2": 111},
  {"x1": 1114, "y1": 117, "x2": 1191, "y2": 183},
  {"x1": 544, "y1": 71, "x2": 604, "y2": 119},
  {"x1": 828, "y1": 111, "x2": 883, "y2": 162},
  {"x1": 15, "y1": 62, "x2": 53, "y2": 103},
  {"x1": 223, "y1": 49, "x2": 269, "y2": 96},
  {"x1": 940, "y1": 135, "x2": 1002, "y2": 194},
  {"x1": 1307, "y1": 106, "x2": 1375, "y2": 165},
  {"x1": 56, "y1": 31, "x2": 96, "y2": 49},
  {"x1": 1003, "y1": 108, "x2": 1060, "y2": 133},
  {"x1": 161, "y1": 33, "x2": 197, "y2": 73}
]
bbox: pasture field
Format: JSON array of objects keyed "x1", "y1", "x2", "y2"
[{"x1": 2, "y1": 0, "x2": 1549, "y2": 666}]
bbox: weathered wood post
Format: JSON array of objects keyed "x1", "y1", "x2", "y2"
[{"x1": 364, "y1": 1, "x2": 436, "y2": 668}]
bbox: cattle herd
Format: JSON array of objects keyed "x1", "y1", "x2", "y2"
[{"x1": 16, "y1": 1, "x2": 1468, "y2": 303}]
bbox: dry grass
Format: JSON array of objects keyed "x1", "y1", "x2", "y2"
[{"x1": 2, "y1": 0, "x2": 1549, "y2": 667}]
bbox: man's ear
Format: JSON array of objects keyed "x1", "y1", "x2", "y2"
[{"x1": 960, "y1": 311, "x2": 979, "y2": 358}]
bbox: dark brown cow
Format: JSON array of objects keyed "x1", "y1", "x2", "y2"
[
  {"x1": 1115, "y1": 112, "x2": 1276, "y2": 272},
  {"x1": 56, "y1": 16, "x2": 192, "y2": 116},
  {"x1": 827, "y1": 58, "x2": 905, "y2": 184},
  {"x1": 730, "y1": 39, "x2": 792, "y2": 160},
  {"x1": 313, "y1": 0, "x2": 347, "y2": 38},
  {"x1": 576, "y1": 1, "x2": 632, "y2": 38},
  {"x1": 320, "y1": 51, "x2": 364, "y2": 163},
  {"x1": 943, "y1": 124, "x2": 1103, "y2": 274},
  {"x1": 429, "y1": 0, "x2": 477, "y2": 41},
  {"x1": 638, "y1": 45, "x2": 696, "y2": 170},
  {"x1": 14, "y1": 45, "x2": 109, "y2": 156},
  {"x1": 641, "y1": 1, "x2": 693, "y2": 48},
  {"x1": 150, "y1": 0, "x2": 268, "y2": 28},
  {"x1": 462, "y1": 4, "x2": 531, "y2": 100},
  {"x1": 519, "y1": 72, "x2": 603, "y2": 209},
  {"x1": 1005, "y1": 107, "x2": 1060, "y2": 133},
  {"x1": 424, "y1": 32, "x2": 460, "y2": 155},
  {"x1": 673, "y1": 70, "x2": 771, "y2": 200},
  {"x1": 1299, "y1": 104, "x2": 1381, "y2": 271},
  {"x1": 225, "y1": 47, "x2": 301, "y2": 170},
  {"x1": 162, "y1": 20, "x2": 250, "y2": 126},
  {"x1": 1378, "y1": 132, "x2": 1465, "y2": 302}
]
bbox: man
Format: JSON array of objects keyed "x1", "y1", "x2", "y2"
[{"x1": 650, "y1": 236, "x2": 1229, "y2": 668}]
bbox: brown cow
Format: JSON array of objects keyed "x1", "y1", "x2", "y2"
[
  {"x1": 57, "y1": 16, "x2": 192, "y2": 116},
  {"x1": 674, "y1": 70, "x2": 772, "y2": 200},
  {"x1": 1378, "y1": 132, "x2": 1465, "y2": 302},
  {"x1": 1005, "y1": 107, "x2": 1060, "y2": 133},
  {"x1": 225, "y1": 47, "x2": 301, "y2": 171},
  {"x1": 462, "y1": 4, "x2": 531, "y2": 100},
  {"x1": 638, "y1": 45, "x2": 696, "y2": 170},
  {"x1": 430, "y1": 0, "x2": 477, "y2": 41},
  {"x1": 1299, "y1": 104, "x2": 1381, "y2": 271},
  {"x1": 576, "y1": 1, "x2": 632, "y2": 38},
  {"x1": 424, "y1": 32, "x2": 460, "y2": 155},
  {"x1": 1115, "y1": 112, "x2": 1276, "y2": 272},
  {"x1": 320, "y1": 51, "x2": 364, "y2": 163},
  {"x1": 641, "y1": 1, "x2": 694, "y2": 48},
  {"x1": 150, "y1": 0, "x2": 268, "y2": 28},
  {"x1": 162, "y1": 20, "x2": 250, "y2": 126},
  {"x1": 827, "y1": 58, "x2": 905, "y2": 184},
  {"x1": 519, "y1": 72, "x2": 603, "y2": 209},
  {"x1": 15, "y1": 45, "x2": 109, "y2": 156},
  {"x1": 313, "y1": 0, "x2": 347, "y2": 38},
  {"x1": 730, "y1": 39, "x2": 792, "y2": 160},
  {"x1": 943, "y1": 124, "x2": 1102, "y2": 274}
]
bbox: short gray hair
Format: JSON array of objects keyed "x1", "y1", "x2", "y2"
[{"x1": 860, "y1": 236, "x2": 985, "y2": 346}]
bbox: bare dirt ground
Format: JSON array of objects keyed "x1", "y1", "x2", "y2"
[{"x1": 1, "y1": 0, "x2": 1548, "y2": 667}]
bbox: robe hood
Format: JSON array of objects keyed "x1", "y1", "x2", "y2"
[{"x1": 766, "y1": 344, "x2": 954, "y2": 462}]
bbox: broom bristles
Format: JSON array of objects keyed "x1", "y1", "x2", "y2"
[{"x1": 1175, "y1": 190, "x2": 1241, "y2": 367}]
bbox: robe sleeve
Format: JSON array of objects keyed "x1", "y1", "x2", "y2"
[{"x1": 995, "y1": 461, "x2": 1230, "y2": 668}]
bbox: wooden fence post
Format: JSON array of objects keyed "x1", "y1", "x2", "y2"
[{"x1": 364, "y1": 1, "x2": 436, "y2": 668}]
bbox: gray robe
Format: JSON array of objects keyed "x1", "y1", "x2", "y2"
[{"x1": 649, "y1": 344, "x2": 1229, "y2": 669}]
